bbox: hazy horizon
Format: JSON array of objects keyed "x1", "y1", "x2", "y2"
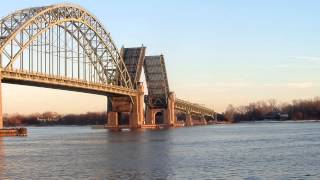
[{"x1": 2, "y1": 0, "x2": 320, "y2": 114}]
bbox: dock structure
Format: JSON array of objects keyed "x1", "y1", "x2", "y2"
[{"x1": 0, "y1": 128, "x2": 27, "y2": 136}]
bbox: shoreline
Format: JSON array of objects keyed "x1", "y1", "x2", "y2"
[{"x1": 3, "y1": 119, "x2": 320, "y2": 128}]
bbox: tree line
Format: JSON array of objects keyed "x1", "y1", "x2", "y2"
[
  {"x1": 5, "y1": 96, "x2": 320, "y2": 126},
  {"x1": 4, "y1": 111, "x2": 107, "y2": 126},
  {"x1": 223, "y1": 97, "x2": 320, "y2": 122}
]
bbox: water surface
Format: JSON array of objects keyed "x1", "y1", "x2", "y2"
[{"x1": 0, "y1": 122, "x2": 320, "y2": 179}]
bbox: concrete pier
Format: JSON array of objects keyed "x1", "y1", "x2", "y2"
[
  {"x1": 186, "y1": 114, "x2": 194, "y2": 126},
  {"x1": 106, "y1": 82, "x2": 145, "y2": 130}
]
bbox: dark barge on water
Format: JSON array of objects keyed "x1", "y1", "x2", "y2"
[{"x1": 0, "y1": 128, "x2": 27, "y2": 136}]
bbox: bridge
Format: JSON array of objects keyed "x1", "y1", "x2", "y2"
[{"x1": 0, "y1": 4, "x2": 215, "y2": 130}]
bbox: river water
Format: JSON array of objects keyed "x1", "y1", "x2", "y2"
[{"x1": 0, "y1": 122, "x2": 320, "y2": 179}]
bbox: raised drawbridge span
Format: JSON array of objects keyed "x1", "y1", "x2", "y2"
[{"x1": 0, "y1": 4, "x2": 215, "y2": 130}]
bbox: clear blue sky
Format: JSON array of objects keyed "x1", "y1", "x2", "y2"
[{"x1": 2, "y1": 0, "x2": 320, "y2": 114}]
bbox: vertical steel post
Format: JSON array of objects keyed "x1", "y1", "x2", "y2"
[
  {"x1": 77, "y1": 22, "x2": 80, "y2": 80},
  {"x1": 65, "y1": 22, "x2": 67, "y2": 77}
]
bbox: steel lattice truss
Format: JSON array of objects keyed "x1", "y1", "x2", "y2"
[
  {"x1": 175, "y1": 98, "x2": 215, "y2": 116},
  {"x1": 144, "y1": 55, "x2": 170, "y2": 108},
  {"x1": 121, "y1": 47, "x2": 146, "y2": 88},
  {"x1": 0, "y1": 4, "x2": 133, "y2": 94}
]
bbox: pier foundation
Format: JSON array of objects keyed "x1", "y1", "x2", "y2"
[
  {"x1": 145, "y1": 92, "x2": 176, "y2": 127},
  {"x1": 201, "y1": 116, "x2": 207, "y2": 125},
  {"x1": 106, "y1": 82, "x2": 144, "y2": 129},
  {"x1": 166, "y1": 92, "x2": 176, "y2": 125},
  {"x1": 186, "y1": 114, "x2": 193, "y2": 126},
  {"x1": 107, "y1": 112, "x2": 118, "y2": 127},
  {"x1": 129, "y1": 83, "x2": 145, "y2": 128}
]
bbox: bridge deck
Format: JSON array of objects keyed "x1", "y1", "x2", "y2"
[{"x1": 1, "y1": 70, "x2": 137, "y2": 96}]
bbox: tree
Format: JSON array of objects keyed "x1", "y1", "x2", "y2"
[{"x1": 224, "y1": 104, "x2": 236, "y2": 122}]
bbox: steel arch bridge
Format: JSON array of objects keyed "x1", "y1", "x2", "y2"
[
  {"x1": 0, "y1": 4, "x2": 133, "y2": 95},
  {"x1": 0, "y1": 4, "x2": 215, "y2": 130}
]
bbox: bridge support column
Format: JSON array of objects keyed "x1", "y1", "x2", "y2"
[
  {"x1": 106, "y1": 83, "x2": 144, "y2": 129},
  {"x1": 201, "y1": 115, "x2": 207, "y2": 125},
  {"x1": 165, "y1": 92, "x2": 175, "y2": 126},
  {"x1": 129, "y1": 82, "x2": 144, "y2": 128},
  {"x1": 145, "y1": 92, "x2": 176, "y2": 127},
  {"x1": 107, "y1": 112, "x2": 118, "y2": 128},
  {"x1": 186, "y1": 114, "x2": 193, "y2": 126},
  {"x1": 0, "y1": 70, "x2": 2, "y2": 129},
  {"x1": 145, "y1": 108, "x2": 155, "y2": 124}
]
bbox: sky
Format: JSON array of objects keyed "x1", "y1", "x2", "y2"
[{"x1": 1, "y1": 0, "x2": 320, "y2": 114}]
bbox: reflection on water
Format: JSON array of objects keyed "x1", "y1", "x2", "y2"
[
  {"x1": 0, "y1": 122, "x2": 320, "y2": 179},
  {"x1": 102, "y1": 130, "x2": 174, "y2": 179},
  {"x1": 0, "y1": 138, "x2": 5, "y2": 179}
]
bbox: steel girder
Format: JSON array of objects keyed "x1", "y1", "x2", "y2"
[{"x1": 0, "y1": 4, "x2": 133, "y2": 91}]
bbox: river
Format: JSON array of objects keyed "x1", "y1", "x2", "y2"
[{"x1": 0, "y1": 122, "x2": 319, "y2": 179}]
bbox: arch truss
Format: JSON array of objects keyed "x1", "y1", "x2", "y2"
[{"x1": 0, "y1": 4, "x2": 133, "y2": 94}]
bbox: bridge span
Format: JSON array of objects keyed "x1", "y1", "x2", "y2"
[{"x1": 0, "y1": 4, "x2": 215, "y2": 130}]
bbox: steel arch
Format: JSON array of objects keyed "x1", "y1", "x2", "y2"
[{"x1": 0, "y1": 3, "x2": 133, "y2": 89}]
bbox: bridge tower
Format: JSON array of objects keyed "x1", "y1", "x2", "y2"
[
  {"x1": 144, "y1": 55, "x2": 175, "y2": 126},
  {"x1": 107, "y1": 47, "x2": 146, "y2": 129}
]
